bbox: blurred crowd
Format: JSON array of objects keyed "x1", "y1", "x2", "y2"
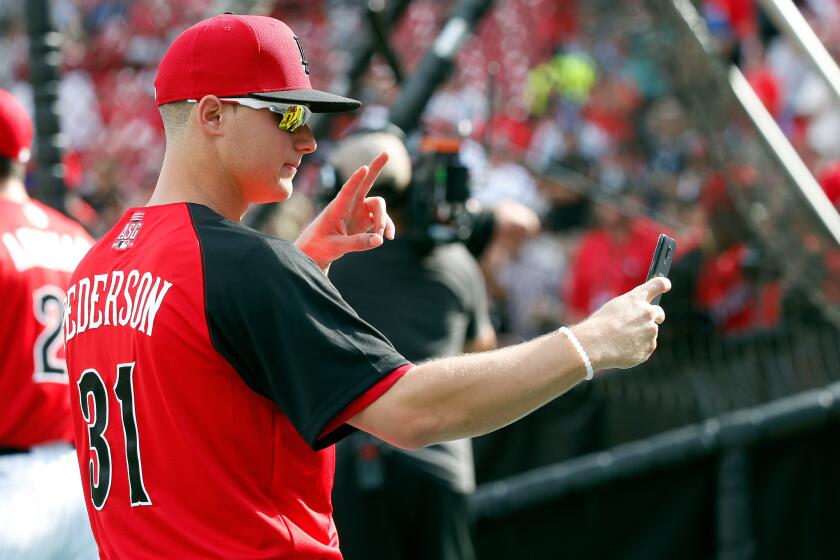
[{"x1": 2, "y1": 0, "x2": 840, "y2": 345}]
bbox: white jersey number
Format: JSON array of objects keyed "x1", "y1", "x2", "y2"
[{"x1": 33, "y1": 286, "x2": 67, "y2": 382}]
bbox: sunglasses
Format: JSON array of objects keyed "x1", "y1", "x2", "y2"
[{"x1": 188, "y1": 97, "x2": 312, "y2": 133}]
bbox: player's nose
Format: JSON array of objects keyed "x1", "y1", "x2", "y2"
[{"x1": 293, "y1": 125, "x2": 317, "y2": 154}]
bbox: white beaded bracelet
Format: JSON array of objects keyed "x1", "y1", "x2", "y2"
[{"x1": 559, "y1": 326, "x2": 594, "y2": 381}]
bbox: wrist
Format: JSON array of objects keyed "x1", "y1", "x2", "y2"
[
  {"x1": 568, "y1": 321, "x2": 605, "y2": 372},
  {"x1": 293, "y1": 240, "x2": 331, "y2": 273},
  {"x1": 559, "y1": 326, "x2": 594, "y2": 381}
]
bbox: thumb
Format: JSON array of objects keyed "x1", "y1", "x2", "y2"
[
  {"x1": 636, "y1": 276, "x2": 672, "y2": 302},
  {"x1": 343, "y1": 233, "x2": 384, "y2": 253}
]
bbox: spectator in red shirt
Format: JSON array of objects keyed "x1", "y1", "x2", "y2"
[
  {"x1": 663, "y1": 174, "x2": 781, "y2": 342},
  {"x1": 564, "y1": 198, "x2": 663, "y2": 322}
]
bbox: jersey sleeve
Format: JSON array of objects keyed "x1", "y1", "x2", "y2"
[{"x1": 194, "y1": 210, "x2": 409, "y2": 449}]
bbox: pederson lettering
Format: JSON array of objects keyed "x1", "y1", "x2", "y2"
[{"x1": 64, "y1": 270, "x2": 173, "y2": 341}]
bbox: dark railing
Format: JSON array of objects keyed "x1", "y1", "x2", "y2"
[{"x1": 472, "y1": 368, "x2": 840, "y2": 559}]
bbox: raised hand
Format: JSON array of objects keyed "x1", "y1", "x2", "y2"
[
  {"x1": 294, "y1": 151, "x2": 396, "y2": 271},
  {"x1": 572, "y1": 276, "x2": 671, "y2": 371}
]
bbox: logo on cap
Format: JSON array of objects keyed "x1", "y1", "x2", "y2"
[{"x1": 293, "y1": 36, "x2": 310, "y2": 75}]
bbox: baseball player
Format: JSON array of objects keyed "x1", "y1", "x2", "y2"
[
  {"x1": 0, "y1": 88, "x2": 97, "y2": 559},
  {"x1": 64, "y1": 14, "x2": 669, "y2": 559}
]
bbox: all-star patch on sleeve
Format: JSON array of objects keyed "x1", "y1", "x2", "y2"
[{"x1": 189, "y1": 204, "x2": 409, "y2": 449}]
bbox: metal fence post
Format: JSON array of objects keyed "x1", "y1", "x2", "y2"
[
  {"x1": 716, "y1": 447, "x2": 754, "y2": 560},
  {"x1": 24, "y1": 0, "x2": 67, "y2": 214}
]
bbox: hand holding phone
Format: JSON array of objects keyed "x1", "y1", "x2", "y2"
[{"x1": 646, "y1": 234, "x2": 676, "y2": 306}]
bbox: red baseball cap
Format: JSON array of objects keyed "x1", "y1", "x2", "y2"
[
  {"x1": 154, "y1": 14, "x2": 361, "y2": 113},
  {"x1": 0, "y1": 88, "x2": 33, "y2": 163}
]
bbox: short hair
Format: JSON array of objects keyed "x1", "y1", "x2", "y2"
[
  {"x1": 0, "y1": 155, "x2": 24, "y2": 182},
  {"x1": 158, "y1": 101, "x2": 194, "y2": 139}
]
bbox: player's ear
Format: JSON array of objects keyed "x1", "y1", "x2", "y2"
[{"x1": 195, "y1": 95, "x2": 227, "y2": 137}]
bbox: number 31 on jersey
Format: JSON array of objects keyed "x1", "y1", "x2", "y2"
[{"x1": 77, "y1": 362, "x2": 151, "y2": 509}]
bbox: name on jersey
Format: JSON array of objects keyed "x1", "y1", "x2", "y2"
[
  {"x1": 2, "y1": 227, "x2": 92, "y2": 272},
  {"x1": 64, "y1": 270, "x2": 173, "y2": 341}
]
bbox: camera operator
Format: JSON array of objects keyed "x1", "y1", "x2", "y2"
[{"x1": 329, "y1": 130, "x2": 496, "y2": 560}]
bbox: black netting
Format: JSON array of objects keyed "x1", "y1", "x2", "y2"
[{"x1": 474, "y1": 0, "x2": 840, "y2": 482}]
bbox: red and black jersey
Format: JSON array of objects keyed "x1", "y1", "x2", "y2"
[
  {"x1": 64, "y1": 203, "x2": 409, "y2": 559},
  {"x1": 0, "y1": 198, "x2": 93, "y2": 448}
]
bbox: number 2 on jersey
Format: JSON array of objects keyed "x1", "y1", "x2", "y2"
[
  {"x1": 78, "y1": 362, "x2": 152, "y2": 509},
  {"x1": 33, "y1": 286, "x2": 67, "y2": 382}
]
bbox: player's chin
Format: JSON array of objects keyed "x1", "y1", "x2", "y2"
[
  {"x1": 274, "y1": 177, "x2": 294, "y2": 201},
  {"x1": 246, "y1": 181, "x2": 292, "y2": 204}
]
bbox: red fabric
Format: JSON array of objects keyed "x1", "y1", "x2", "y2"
[
  {"x1": 0, "y1": 199, "x2": 94, "y2": 448},
  {"x1": 746, "y1": 66, "x2": 783, "y2": 119},
  {"x1": 708, "y1": 0, "x2": 757, "y2": 39},
  {"x1": 695, "y1": 244, "x2": 780, "y2": 333},
  {"x1": 700, "y1": 174, "x2": 735, "y2": 212},
  {"x1": 154, "y1": 14, "x2": 313, "y2": 105},
  {"x1": 544, "y1": 0, "x2": 577, "y2": 38},
  {"x1": 0, "y1": 89, "x2": 33, "y2": 162},
  {"x1": 319, "y1": 364, "x2": 414, "y2": 440},
  {"x1": 582, "y1": 80, "x2": 641, "y2": 143},
  {"x1": 565, "y1": 219, "x2": 662, "y2": 317},
  {"x1": 818, "y1": 161, "x2": 840, "y2": 208},
  {"x1": 66, "y1": 203, "x2": 409, "y2": 559},
  {"x1": 62, "y1": 150, "x2": 84, "y2": 190}
]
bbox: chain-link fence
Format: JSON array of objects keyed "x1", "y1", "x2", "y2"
[{"x1": 472, "y1": 0, "x2": 840, "y2": 482}]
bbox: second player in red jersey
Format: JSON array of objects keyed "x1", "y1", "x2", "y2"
[{"x1": 0, "y1": 87, "x2": 96, "y2": 559}]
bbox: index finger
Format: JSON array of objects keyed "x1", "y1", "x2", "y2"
[
  {"x1": 635, "y1": 276, "x2": 672, "y2": 303},
  {"x1": 329, "y1": 165, "x2": 368, "y2": 216},
  {"x1": 351, "y1": 151, "x2": 390, "y2": 201}
]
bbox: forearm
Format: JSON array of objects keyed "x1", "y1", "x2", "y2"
[
  {"x1": 350, "y1": 328, "x2": 589, "y2": 448},
  {"x1": 350, "y1": 276, "x2": 670, "y2": 449}
]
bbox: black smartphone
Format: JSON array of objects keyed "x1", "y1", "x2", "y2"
[{"x1": 645, "y1": 234, "x2": 676, "y2": 305}]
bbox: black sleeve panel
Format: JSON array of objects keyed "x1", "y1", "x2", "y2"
[{"x1": 189, "y1": 204, "x2": 409, "y2": 449}]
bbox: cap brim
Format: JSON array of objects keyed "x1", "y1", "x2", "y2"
[{"x1": 249, "y1": 89, "x2": 361, "y2": 113}]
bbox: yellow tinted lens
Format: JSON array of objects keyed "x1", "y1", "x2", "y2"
[{"x1": 277, "y1": 105, "x2": 306, "y2": 132}]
